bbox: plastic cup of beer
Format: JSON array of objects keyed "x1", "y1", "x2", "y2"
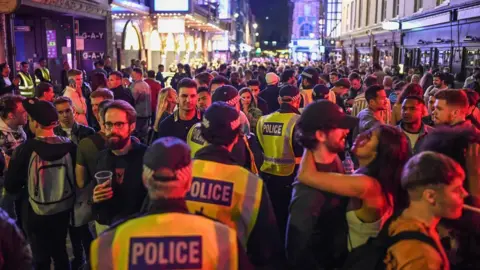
[{"x1": 94, "y1": 171, "x2": 113, "y2": 187}]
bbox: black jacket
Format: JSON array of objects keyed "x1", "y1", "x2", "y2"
[
  {"x1": 257, "y1": 96, "x2": 269, "y2": 115},
  {"x1": 0, "y1": 208, "x2": 32, "y2": 269},
  {"x1": 93, "y1": 138, "x2": 147, "y2": 225},
  {"x1": 194, "y1": 145, "x2": 287, "y2": 269},
  {"x1": 53, "y1": 122, "x2": 95, "y2": 145},
  {"x1": 110, "y1": 85, "x2": 135, "y2": 107},
  {"x1": 259, "y1": 85, "x2": 281, "y2": 114},
  {"x1": 0, "y1": 77, "x2": 15, "y2": 97}
]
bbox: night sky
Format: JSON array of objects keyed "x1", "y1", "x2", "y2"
[{"x1": 249, "y1": 0, "x2": 290, "y2": 47}]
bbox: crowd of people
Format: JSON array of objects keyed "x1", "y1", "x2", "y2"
[{"x1": 0, "y1": 57, "x2": 479, "y2": 270}]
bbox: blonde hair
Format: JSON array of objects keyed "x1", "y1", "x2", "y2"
[{"x1": 153, "y1": 87, "x2": 176, "y2": 131}]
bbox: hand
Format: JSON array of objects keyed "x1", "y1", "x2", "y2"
[
  {"x1": 93, "y1": 181, "x2": 113, "y2": 203},
  {"x1": 13, "y1": 78, "x2": 20, "y2": 86},
  {"x1": 4, "y1": 154, "x2": 10, "y2": 169}
]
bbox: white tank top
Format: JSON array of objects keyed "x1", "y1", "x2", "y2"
[{"x1": 345, "y1": 207, "x2": 392, "y2": 251}]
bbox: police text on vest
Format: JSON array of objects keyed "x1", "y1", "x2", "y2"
[
  {"x1": 262, "y1": 122, "x2": 284, "y2": 136},
  {"x1": 186, "y1": 178, "x2": 234, "y2": 206},
  {"x1": 129, "y1": 236, "x2": 202, "y2": 269}
]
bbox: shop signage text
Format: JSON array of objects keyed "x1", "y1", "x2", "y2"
[
  {"x1": 80, "y1": 32, "x2": 104, "y2": 39},
  {"x1": 82, "y1": 52, "x2": 105, "y2": 60}
]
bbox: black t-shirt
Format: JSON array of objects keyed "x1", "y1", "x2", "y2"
[{"x1": 157, "y1": 113, "x2": 201, "y2": 141}]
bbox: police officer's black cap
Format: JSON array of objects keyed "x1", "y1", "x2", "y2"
[
  {"x1": 211, "y1": 85, "x2": 239, "y2": 105},
  {"x1": 312, "y1": 84, "x2": 330, "y2": 100},
  {"x1": 298, "y1": 100, "x2": 358, "y2": 131},
  {"x1": 22, "y1": 98, "x2": 58, "y2": 127},
  {"x1": 201, "y1": 102, "x2": 240, "y2": 145},
  {"x1": 144, "y1": 137, "x2": 191, "y2": 173},
  {"x1": 279, "y1": 85, "x2": 300, "y2": 98},
  {"x1": 301, "y1": 67, "x2": 320, "y2": 83}
]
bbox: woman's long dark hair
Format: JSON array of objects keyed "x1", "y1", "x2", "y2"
[
  {"x1": 395, "y1": 83, "x2": 423, "y2": 105},
  {"x1": 361, "y1": 125, "x2": 410, "y2": 212},
  {"x1": 91, "y1": 72, "x2": 107, "y2": 91}
]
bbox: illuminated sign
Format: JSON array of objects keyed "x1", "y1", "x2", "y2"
[
  {"x1": 157, "y1": 18, "x2": 185, "y2": 33},
  {"x1": 154, "y1": 0, "x2": 190, "y2": 12},
  {"x1": 218, "y1": 0, "x2": 230, "y2": 19},
  {"x1": 382, "y1": 21, "x2": 400, "y2": 31},
  {"x1": 46, "y1": 30, "x2": 57, "y2": 59}
]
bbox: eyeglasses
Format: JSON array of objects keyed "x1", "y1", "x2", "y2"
[{"x1": 104, "y1": 121, "x2": 129, "y2": 130}]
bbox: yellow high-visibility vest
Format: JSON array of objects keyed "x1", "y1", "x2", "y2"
[
  {"x1": 90, "y1": 212, "x2": 238, "y2": 270},
  {"x1": 35, "y1": 68, "x2": 50, "y2": 83},
  {"x1": 256, "y1": 111, "x2": 301, "y2": 176},
  {"x1": 18, "y1": 72, "x2": 34, "y2": 97},
  {"x1": 187, "y1": 159, "x2": 263, "y2": 247}
]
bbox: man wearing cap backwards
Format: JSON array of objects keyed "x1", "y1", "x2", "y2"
[
  {"x1": 299, "y1": 67, "x2": 336, "y2": 110},
  {"x1": 186, "y1": 102, "x2": 286, "y2": 269},
  {"x1": 91, "y1": 137, "x2": 253, "y2": 270},
  {"x1": 5, "y1": 98, "x2": 77, "y2": 269},
  {"x1": 186, "y1": 85, "x2": 259, "y2": 172},
  {"x1": 258, "y1": 72, "x2": 281, "y2": 114},
  {"x1": 286, "y1": 100, "x2": 358, "y2": 270},
  {"x1": 256, "y1": 84, "x2": 303, "y2": 241}
]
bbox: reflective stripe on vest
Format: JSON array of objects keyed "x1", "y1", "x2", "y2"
[
  {"x1": 186, "y1": 123, "x2": 207, "y2": 158},
  {"x1": 257, "y1": 112, "x2": 300, "y2": 176},
  {"x1": 187, "y1": 159, "x2": 263, "y2": 247},
  {"x1": 18, "y1": 72, "x2": 34, "y2": 97},
  {"x1": 35, "y1": 68, "x2": 50, "y2": 83},
  {"x1": 90, "y1": 212, "x2": 238, "y2": 270}
]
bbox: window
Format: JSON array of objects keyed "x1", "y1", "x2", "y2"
[
  {"x1": 358, "y1": 0, "x2": 362, "y2": 28},
  {"x1": 327, "y1": 0, "x2": 342, "y2": 38},
  {"x1": 366, "y1": 0, "x2": 370, "y2": 26},
  {"x1": 436, "y1": 0, "x2": 445, "y2": 5},
  {"x1": 375, "y1": 0, "x2": 379, "y2": 24},
  {"x1": 353, "y1": 0, "x2": 356, "y2": 29},
  {"x1": 393, "y1": 0, "x2": 399, "y2": 17},
  {"x1": 381, "y1": 0, "x2": 387, "y2": 21},
  {"x1": 414, "y1": 0, "x2": 423, "y2": 12},
  {"x1": 350, "y1": 3, "x2": 354, "y2": 30},
  {"x1": 299, "y1": 24, "x2": 314, "y2": 38}
]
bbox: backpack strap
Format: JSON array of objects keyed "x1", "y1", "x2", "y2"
[{"x1": 387, "y1": 231, "x2": 440, "y2": 253}]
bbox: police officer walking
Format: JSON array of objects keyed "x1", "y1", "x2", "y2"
[
  {"x1": 256, "y1": 85, "x2": 303, "y2": 241},
  {"x1": 186, "y1": 102, "x2": 287, "y2": 269},
  {"x1": 90, "y1": 137, "x2": 252, "y2": 270},
  {"x1": 18, "y1": 62, "x2": 35, "y2": 97}
]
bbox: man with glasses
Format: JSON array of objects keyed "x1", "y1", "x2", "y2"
[{"x1": 92, "y1": 100, "x2": 147, "y2": 228}]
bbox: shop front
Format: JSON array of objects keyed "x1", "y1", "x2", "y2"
[{"x1": 11, "y1": 0, "x2": 111, "y2": 85}]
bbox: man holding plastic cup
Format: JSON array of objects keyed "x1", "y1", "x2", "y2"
[{"x1": 92, "y1": 100, "x2": 147, "y2": 230}]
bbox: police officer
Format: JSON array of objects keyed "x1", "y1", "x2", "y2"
[
  {"x1": 186, "y1": 102, "x2": 286, "y2": 269},
  {"x1": 17, "y1": 62, "x2": 35, "y2": 97},
  {"x1": 34, "y1": 58, "x2": 51, "y2": 84},
  {"x1": 186, "y1": 85, "x2": 260, "y2": 173},
  {"x1": 256, "y1": 84, "x2": 303, "y2": 241},
  {"x1": 90, "y1": 137, "x2": 252, "y2": 270}
]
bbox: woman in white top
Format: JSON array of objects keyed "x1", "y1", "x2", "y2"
[
  {"x1": 297, "y1": 125, "x2": 410, "y2": 250},
  {"x1": 63, "y1": 69, "x2": 88, "y2": 126}
]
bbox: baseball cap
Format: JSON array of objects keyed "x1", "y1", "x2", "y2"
[
  {"x1": 334, "y1": 78, "x2": 351, "y2": 89},
  {"x1": 301, "y1": 67, "x2": 320, "y2": 84},
  {"x1": 279, "y1": 85, "x2": 300, "y2": 101},
  {"x1": 298, "y1": 100, "x2": 358, "y2": 131},
  {"x1": 211, "y1": 85, "x2": 240, "y2": 106},
  {"x1": 201, "y1": 102, "x2": 240, "y2": 145},
  {"x1": 266, "y1": 72, "x2": 280, "y2": 85},
  {"x1": 312, "y1": 84, "x2": 330, "y2": 100},
  {"x1": 144, "y1": 137, "x2": 191, "y2": 174},
  {"x1": 22, "y1": 98, "x2": 58, "y2": 127}
]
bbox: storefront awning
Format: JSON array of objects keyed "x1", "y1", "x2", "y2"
[{"x1": 111, "y1": 0, "x2": 149, "y2": 15}]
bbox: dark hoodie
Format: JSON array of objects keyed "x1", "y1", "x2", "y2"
[{"x1": 5, "y1": 136, "x2": 76, "y2": 223}]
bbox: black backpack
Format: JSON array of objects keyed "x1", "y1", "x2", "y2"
[{"x1": 342, "y1": 218, "x2": 440, "y2": 270}]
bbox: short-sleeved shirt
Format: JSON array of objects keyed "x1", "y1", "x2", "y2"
[
  {"x1": 76, "y1": 132, "x2": 106, "y2": 184},
  {"x1": 157, "y1": 110, "x2": 202, "y2": 141}
]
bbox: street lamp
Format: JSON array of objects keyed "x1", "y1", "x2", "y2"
[
  {"x1": 253, "y1": 23, "x2": 258, "y2": 29},
  {"x1": 255, "y1": 32, "x2": 259, "y2": 36},
  {"x1": 234, "y1": 13, "x2": 239, "y2": 18},
  {"x1": 309, "y1": 33, "x2": 315, "y2": 39}
]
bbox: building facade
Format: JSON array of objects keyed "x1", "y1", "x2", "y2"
[
  {"x1": 289, "y1": 0, "x2": 323, "y2": 61},
  {"x1": 339, "y1": 0, "x2": 480, "y2": 78}
]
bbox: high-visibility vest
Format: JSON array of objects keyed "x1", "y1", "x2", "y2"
[
  {"x1": 187, "y1": 159, "x2": 263, "y2": 247},
  {"x1": 18, "y1": 72, "x2": 35, "y2": 97},
  {"x1": 90, "y1": 212, "x2": 238, "y2": 270},
  {"x1": 35, "y1": 68, "x2": 50, "y2": 83},
  {"x1": 257, "y1": 112, "x2": 301, "y2": 176},
  {"x1": 186, "y1": 123, "x2": 206, "y2": 158},
  {"x1": 186, "y1": 123, "x2": 259, "y2": 174}
]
